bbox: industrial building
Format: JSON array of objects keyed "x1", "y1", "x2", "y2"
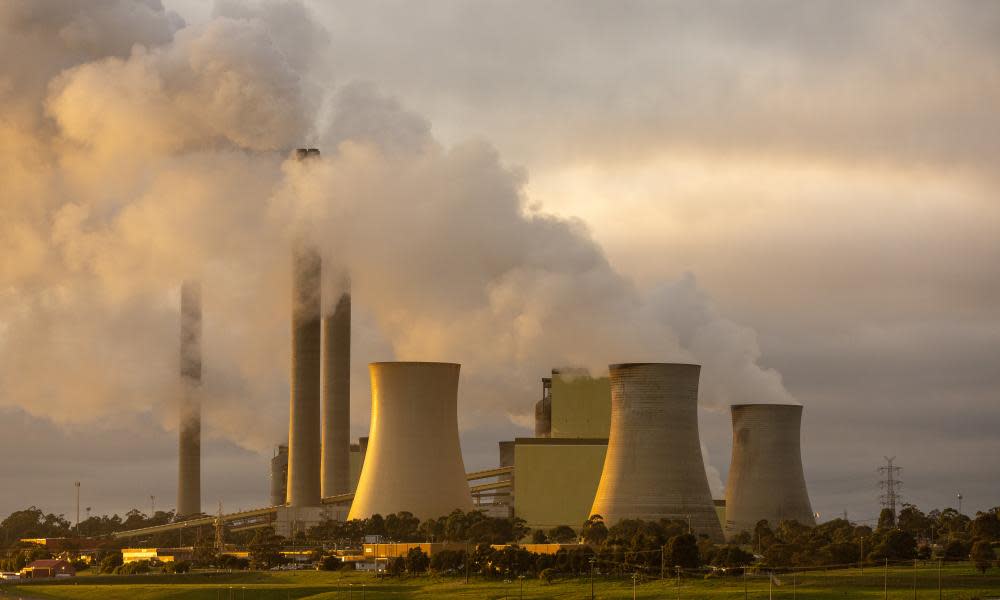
[
  {"x1": 724, "y1": 403, "x2": 815, "y2": 538},
  {"x1": 498, "y1": 370, "x2": 611, "y2": 530},
  {"x1": 591, "y1": 363, "x2": 724, "y2": 541}
]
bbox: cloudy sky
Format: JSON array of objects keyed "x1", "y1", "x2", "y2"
[{"x1": 1, "y1": 0, "x2": 997, "y2": 525}]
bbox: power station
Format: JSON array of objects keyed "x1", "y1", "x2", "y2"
[
  {"x1": 151, "y1": 148, "x2": 816, "y2": 545},
  {"x1": 724, "y1": 403, "x2": 815, "y2": 538}
]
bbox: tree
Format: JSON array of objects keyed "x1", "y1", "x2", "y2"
[
  {"x1": 666, "y1": 534, "x2": 700, "y2": 569},
  {"x1": 320, "y1": 555, "x2": 342, "y2": 571},
  {"x1": 970, "y1": 509, "x2": 1000, "y2": 542},
  {"x1": 970, "y1": 540, "x2": 994, "y2": 574},
  {"x1": 868, "y1": 529, "x2": 916, "y2": 561},
  {"x1": 405, "y1": 547, "x2": 430, "y2": 573},
  {"x1": 247, "y1": 530, "x2": 285, "y2": 570},
  {"x1": 532, "y1": 529, "x2": 548, "y2": 544},
  {"x1": 582, "y1": 515, "x2": 608, "y2": 546},
  {"x1": 100, "y1": 551, "x2": 123, "y2": 573},
  {"x1": 877, "y1": 508, "x2": 896, "y2": 531},
  {"x1": 548, "y1": 525, "x2": 576, "y2": 543}
]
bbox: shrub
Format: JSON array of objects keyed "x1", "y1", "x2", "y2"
[
  {"x1": 320, "y1": 555, "x2": 343, "y2": 571},
  {"x1": 539, "y1": 567, "x2": 555, "y2": 583}
]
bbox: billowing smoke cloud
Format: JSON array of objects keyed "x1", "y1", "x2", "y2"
[{"x1": 0, "y1": 0, "x2": 796, "y2": 468}]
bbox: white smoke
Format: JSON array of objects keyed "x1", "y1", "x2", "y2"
[{"x1": 0, "y1": 1, "x2": 797, "y2": 461}]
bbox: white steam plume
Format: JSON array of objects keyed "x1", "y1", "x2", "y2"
[{"x1": 0, "y1": 1, "x2": 797, "y2": 462}]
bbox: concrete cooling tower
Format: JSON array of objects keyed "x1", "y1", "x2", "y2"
[
  {"x1": 348, "y1": 362, "x2": 473, "y2": 520},
  {"x1": 177, "y1": 280, "x2": 202, "y2": 517},
  {"x1": 724, "y1": 404, "x2": 814, "y2": 538},
  {"x1": 590, "y1": 363, "x2": 723, "y2": 541}
]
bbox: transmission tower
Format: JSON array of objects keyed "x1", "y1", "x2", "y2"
[{"x1": 878, "y1": 456, "x2": 903, "y2": 524}]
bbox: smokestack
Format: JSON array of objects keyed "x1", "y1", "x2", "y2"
[
  {"x1": 287, "y1": 148, "x2": 322, "y2": 508},
  {"x1": 177, "y1": 280, "x2": 202, "y2": 517},
  {"x1": 348, "y1": 362, "x2": 473, "y2": 520},
  {"x1": 270, "y1": 444, "x2": 289, "y2": 506},
  {"x1": 724, "y1": 404, "x2": 814, "y2": 538},
  {"x1": 590, "y1": 363, "x2": 724, "y2": 541},
  {"x1": 321, "y1": 282, "x2": 351, "y2": 497},
  {"x1": 534, "y1": 377, "x2": 552, "y2": 438}
]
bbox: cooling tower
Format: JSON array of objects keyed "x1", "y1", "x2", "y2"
[
  {"x1": 590, "y1": 363, "x2": 723, "y2": 541},
  {"x1": 287, "y1": 239, "x2": 322, "y2": 507},
  {"x1": 534, "y1": 377, "x2": 552, "y2": 437},
  {"x1": 724, "y1": 404, "x2": 814, "y2": 538},
  {"x1": 321, "y1": 287, "x2": 351, "y2": 497},
  {"x1": 177, "y1": 280, "x2": 201, "y2": 517},
  {"x1": 270, "y1": 444, "x2": 289, "y2": 506},
  {"x1": 348, "y1": 362, "x2": 473, "y2": 520}
]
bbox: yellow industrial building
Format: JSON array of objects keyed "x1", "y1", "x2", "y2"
[{"x1": 504, "y1": 368, "x2": 726, "y2": 532}]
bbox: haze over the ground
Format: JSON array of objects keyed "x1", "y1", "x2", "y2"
[{"x1": 1, "y1": 0, "x2": 997, "y2": 524}]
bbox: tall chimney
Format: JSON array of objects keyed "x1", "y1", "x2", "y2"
[
  {"x1": 321, "y1": 281, "x2": 351, "y2": 497},
  {"x1": 287, "y1": 148, "x2": 322, "y2": 508},
  {"x1": 177, "y1": 280, "x2": 202, "y2": 517}
]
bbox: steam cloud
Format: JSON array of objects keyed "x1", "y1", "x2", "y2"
[{"x1": 0, "y1": 1, "x2": 796, "y2": 463}]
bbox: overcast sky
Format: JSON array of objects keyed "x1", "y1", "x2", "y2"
[{"x1": 1, "y1": 0, "x2": 997, "y2": 525}]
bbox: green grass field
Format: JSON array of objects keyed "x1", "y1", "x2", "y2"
[{"x1": 4, "y1": 563, "x2": 999, "y2": 599}]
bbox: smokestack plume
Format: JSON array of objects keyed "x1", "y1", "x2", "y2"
[
  {"x1": 590, "y1": 363, "x2": 724, "y2": 541},
  {"x1": 724, "y1": 404, "x2": 815, "y2": 538},
  {"x1": 321, "y1": 283, "x2": 351, "y2": 497},
  {"x1": 177, "y1": 280, "x2": 202, "y2": 517},
  {"x1": 348, "y1": 362, "x2": 473, "y2": 520}
]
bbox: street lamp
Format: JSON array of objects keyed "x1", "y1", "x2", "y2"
[
  {"x1": 589, "y1": 557, "x2": 597, "y2": 600},
  {"x1": 518, "y1": 574, "x2": 525, "y2": 599}
]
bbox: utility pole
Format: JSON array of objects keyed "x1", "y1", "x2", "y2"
[
  {"x1": 956, "y1": 492, "x2": 963, "y2": 515},
  {"x1": 913, "y1": 558, "x2": 917, "y2": 600},
  {"x1": 879, "y1": 457, "x2": 903, "y2": 525},
  {"x1": 590, "y1": 557, "x2": 596, "y2": 600},
  {"x1": 151, "y1": 495, "x2": 156, "y2": 516},
  {"x1": 661, "y1": 544, "x2": 666, "y2": 579},
  {"x1": 744, "y1": 566, "x2": 748, "y2": 600},
  {"x1": 860, "y1": 537, "x2": 865, "y2": 575},
  {"x1": 74, "y1": 482, "x2": 80, "y2": 534},
  {"x1": 884, "y1": 558, "x2": 888, "y2": 600},
  {"x1": 938, "y1": 559, "x2": 942, "y2": 600},
  {"x1": 632, "y1": 571, "x2": 637, "y2": 600}
]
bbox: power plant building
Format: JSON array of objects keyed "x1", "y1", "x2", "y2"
[
  {"x1": 270, "y1": 444, "x2": 288, "y2": 506},
  {"x1": 548, "y1": 369, "x2": 610, "y2": 438},
  {"x1": 348, "y1": 362, "x2": 473, "y2": 520},
  {"x1": 590, "y1": 363, "x2": 724, "y2": 541},
  {"x1": 511, "y1": 437, "x2": 608, "y2": 530},
  {"x1": 724, "y1": 403, "x2": 815, "y2": 538}
]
